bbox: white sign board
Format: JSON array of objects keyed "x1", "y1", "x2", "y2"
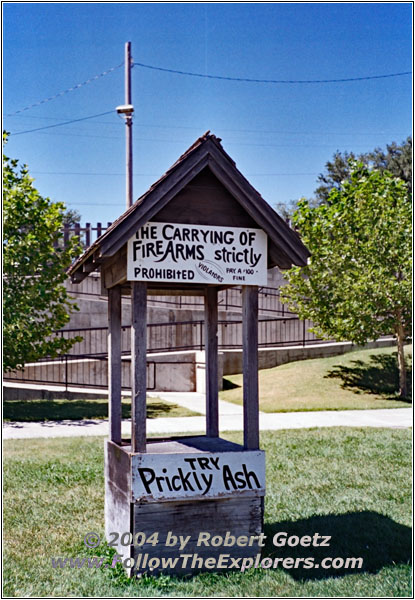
[
  {"x1": 127, "y1": 222, "x2": 268, "y2": 286},
  {"x1": 131, "y1": 450, "x2": 265, "y2": 502}
]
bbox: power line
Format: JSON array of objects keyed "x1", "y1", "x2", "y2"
[
  {"x1": 249, "y1": 173, "x2": 319, "y2": 176},
  {"x1": 11, "y1": 122, "x2": 409, "y2": 151},
  {"x1": 9, "y1": 111, "x2": 115, "y2": 136},
  {"x1": 225, "y1": 141, "x2": 390, "y2": 149},
  {"x1": 22, "y1": 131, "x2": 123, "y2": 140},
  {"x1": 66, "y1": 202, "x2": 126, "y2": 206},
  {"x1": 6, "y1": 113, "x2": 119, "y2": 125},
  {"x1": 10, "y1": 124, "x2": 396, "y2": 149},
  {"x1": 133, "y1": 124, "x2": 409, "y2": 136},
  {"x1": 33, "y1": 170, "x2": 318, "y2": 176},
  {"x1": 33, "y1": 171, "x2": 158, "y2": 176},
  {"x1": 10, "y1": 123, "x2": 409, "y2": 140},
  {"x1": 15, "y1": 127, "x2": 397, "y2": 151},
  {"x1": 6, "y1": 113, "x2": 409, "y2": 137},
  {"x1": 133, "y1": 61, "x2": 412, "y2": 84},
  {"x1": 6, "y1": 63, "x2": 123, "y2": 116}
]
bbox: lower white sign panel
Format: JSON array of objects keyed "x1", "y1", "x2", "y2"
[
  {"x1": 131, "y1": 451, "x2": 266, "y2": 502},
  {"x1": 127, "y1": 222, "x2": 268, "y2": 285}
]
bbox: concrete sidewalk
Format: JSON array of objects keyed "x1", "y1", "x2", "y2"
[
  {"x1": 3, "y1": 407, "x2": 412, "y2": 440},
  {"x1": 147, "y1": 391, "x2": 244, "y2": 416}
]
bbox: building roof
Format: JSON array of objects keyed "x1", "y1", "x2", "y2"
[{"x1": 69, "y1": 132, "x2": 309, "y2": 283}]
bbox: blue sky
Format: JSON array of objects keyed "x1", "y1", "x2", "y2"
[{"x1": 3, "y1": 2, "x2": 412, "y2": 226}]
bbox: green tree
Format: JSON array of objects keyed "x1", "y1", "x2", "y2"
[
  {"x1": 274, "y1": 137, "x2": 411, "y2": 221},
  {"x1": 281, "y1": 164, "x2": 411, "y2": 398},
  {"x1": 367, "y1": 138, "x2": 412, "y2": 192},
  {"x1": 3, "y1": 134, "x2": 81, "y2": 371},
  {"x1": 314, "y1": 150, "x2": 359, "y2": 203},
  {"x1": 273, "y1": 200, "x2": 297, "y2": 223},
  {"x1": 315, "y1": 137, "x2": 412, "y2": 203},
  {"x1": 63, "y1": 208, "x2": 82, "y2": 226},
  {"x1": 56, "y1": 207, "x2": 85, "y2": 249}
]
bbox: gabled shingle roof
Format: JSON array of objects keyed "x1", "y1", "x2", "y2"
[{"x1": 69, "y1": 132, "x2": 309, "y2": 282}]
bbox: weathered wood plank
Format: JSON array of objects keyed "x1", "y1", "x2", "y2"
[
  {"x1": 134, "y1": 496, "x2": 263, "y2": 532},
  {"x1": 69, "y1": 134, "x2": 309, "y2": 282},
  {"x1": 82, "y1": 261, "x2": 98, "y2": 274},
  {"x1": 146, "y1": 435, "x2": 244, "y2": 453},
  {"x1": 205, "y1": 287, "x2": 219, "y2": 437},
  {"x1": 207, "y1": 158, "x2": 300, "y2": 269},
  {"x1": 120, "y1": 285, "x2": 208, "y2": 296},
  {"x1": 102, "y1": 245, "x2": 127, "y2": 289},
  {"x1": 133, "y1": 496, "x2": 264, "y2": 574},
  {"x1": 146, "y1": 286, "x2": 207, "y2": 296},
  {"x1": 108, "y1": 286, "x2": 122, "y2": 444},
  {"x1": 104, "y1": 441, "x2": 132, "y2": 563},
  {"x1": 207, "y1": 145, "x2": 310, "y2": 266},
  {"x1": 131, "y1": 449, "x2": 265, "y2": 503},
  {"x1": 242, "y1": 286, "x2": 259, "y2": 450},
  {"x1": 104, "y1": 480, "x2": 133, "y2": 561},
  {"x1": 131, "y1": 281, "x2": 147, "y2": 453},
  {"x1": 100, "y1": 154, "x2": 210, "y2": 257},
  {"x1": 151, "y1": 167, "x2": 258, "y2": 228},
  {"x1": 105, "y1": 440, "x2": 131, "y2": 493},
  {"x1": 71, "y1": 269, "x2": 87, "y2": 283}
]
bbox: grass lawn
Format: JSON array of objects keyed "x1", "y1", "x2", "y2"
[
  {"x1": 221, "y1": 345, "x2": 412, "y2": 412},
  {"x1": 3, "y1": 428, "x2": 412, "y2": 597},
  {"x1": 3, "y1": 396, "x2": 200, "y2": 422}
]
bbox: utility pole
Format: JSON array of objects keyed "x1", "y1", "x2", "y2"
[{"x1": 116, "y1": 41, "x2": 134, "y2": 209}]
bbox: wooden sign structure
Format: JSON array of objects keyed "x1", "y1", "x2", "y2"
[{"x1": 69, "y1": 132, "x2": 309, "y2": 576}]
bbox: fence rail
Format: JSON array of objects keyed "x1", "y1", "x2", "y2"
[
  {"x1": 61, "y1": 222, "x2": 112, "y2": 248},
  {"x1": 65, "y1": 277, "x2": 292, "y2": 316},
  {"x1": 4, "y1": 317, "x2": 327, "y2": 391},
  {"x1": 56, "y1": 316, "x2": 323, "y2": 357},
  {"x1": 4, "y1": 354, "x2": 156, "y2": 392}
]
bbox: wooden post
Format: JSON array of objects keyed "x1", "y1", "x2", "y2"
[
  {"x1": 205, "y1": 287, "x2": 219, "y2": 437},
  {"x1": 63, "y1": 223, "x2": 70, "y2": 247},
  {"x1": 242, "y1": 286, "x2": 259, "y2": 450},
  {"x1": 125, "y1": 41, "x2": 133, "y2": 209},
  {"x1": 131, "y1": 281, "x2": 147, "y2": 453},
  {"x1": 108, "y1": 286, "x2": 122, "y2": 444},
  {"x1": 85, "y1": 222, "x2": 91, "y2": 247}
]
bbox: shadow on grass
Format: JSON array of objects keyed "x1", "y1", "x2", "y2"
[
  {"x1": 264, "y1": 511, "x2": 412, "y2": 581},
  {"x1": 325, "y1": 352, "x2": 412, "y2": 402},
  {"x1": 222, "y1": 378, "x2": 241, "y2": 390},
  {"x1": 3, "y1": 399, "x2": 181, "y2": 422}
]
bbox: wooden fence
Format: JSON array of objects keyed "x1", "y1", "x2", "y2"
[{"x1": 61, "y1": 222, "x2": 112, "y2": 248}]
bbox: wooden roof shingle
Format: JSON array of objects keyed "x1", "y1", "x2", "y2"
[{"x1": 69, "y1": 132, "x2": 310, "y2": 283}]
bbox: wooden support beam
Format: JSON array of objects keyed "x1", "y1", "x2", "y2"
[
  {"x1": 83, "y1": 259, "x2": 99, "y2": 274},
  {"x1": 71, "y1": 270, "x2": 87, "y2": 284},
  {"x1": 131, "y1": 281, "x2": 147, "y2": 453},
  {"x1": 102, "y1": 246, "x2": 127, "y2": 289},
  {"x1": 108, "y1": 286, "x2": 122, "y2": 444},
  {"x1": 205, "y1": 287, "x2": 219, "y2": 437},
  {"x1": 242, "y1": 285, "x2": 259, "y2": 450}
]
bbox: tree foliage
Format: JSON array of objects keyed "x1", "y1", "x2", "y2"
[
  {"x1": 315, "y1": 136, "x2": 412, "y2": 203},
  {"x1": 281, "y1": 164, "x2": 412, "y2": 397},
  {"x1": 275, "y1": 137, "x2": 412, "y2": 218},
  {"x1": 63, "y1": 207, "x2": 82, "y2": 226},
  {"x1": 3, "y1": 135, "x2": 81, "y2": 371}
]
